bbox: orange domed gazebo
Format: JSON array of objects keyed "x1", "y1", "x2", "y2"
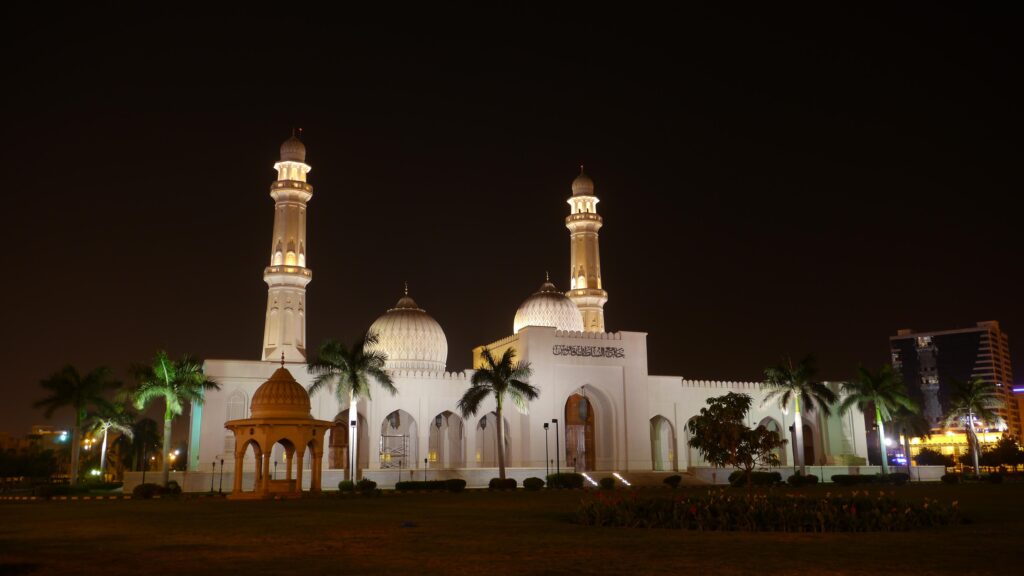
[{"x1": 225, "y1": 361, "x2": 333, "y2": 499}]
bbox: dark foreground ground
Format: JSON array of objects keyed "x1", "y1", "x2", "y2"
[{"x1": 1, "y1": 483, "x2": 1020, "y2": 575}]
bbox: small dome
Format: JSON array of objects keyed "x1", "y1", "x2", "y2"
[
  {"x1": 367, "y1": 291, "x2": 448, "y2": 372},
  {"x1": 571, "y1": 167, "x2": 594, "y2": 196},
  {"x1": 280, "y1": 134, "x2": 306, "y2": 163},
  {"x1": 250, "y1": 367, "x2": 312, "y2": 419},
  {"x1": 514, "y1": 279, "x2": 584, "y2": 334}
]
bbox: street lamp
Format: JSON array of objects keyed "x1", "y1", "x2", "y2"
[
  {"x1": 274, "y1": 460, "x2": 278, "y2": 480},
  {"x1": 219, "y1": 458, "x2": 224, "y2": 493},
  {"x1": 543, "y1": 422, "x2": 550, "y2": 479},
  {"x1": 211, "y1": 460, "x2": 216, "y2": 492},
  {"x1": 552, "y1": 418, "x2": 560, "y2": 482},
  {"x1": 424, "y1": 458, "x2": 428, "y2": 481}
]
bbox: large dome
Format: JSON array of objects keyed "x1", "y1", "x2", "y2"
[
  {"x1": 514, "y1": 279, "x2": 584, "y2": 334},
  {"x1": 250, "y1": 367, "x2": 312, "y2": 419},
  {"x1": 367, "y1": 291, "x2": 448, "y2": 372}
]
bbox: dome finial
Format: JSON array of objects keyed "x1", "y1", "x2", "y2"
[
  {"x1": 280, "y1": 352, "x2": 285, "y2": 367},
  {"x1": 545, "y1": 270, "x2": 550, "y2": 282},
  {"x1": 404, "y1": 281, "x2": 409, "y2": 295}
]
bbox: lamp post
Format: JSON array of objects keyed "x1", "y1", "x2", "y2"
[
  {"x1": 350, "y1": 419, "x2": 357, "y2": 481},
  {"x1": 211, "y1": 460, "x2": 216, "y2": 492},
  {"x1": 274, "y1": 460, "x2": 278, "y2": 480},
  {"x1": 543, "y1": 422, "x2": 550, "y2": 479},
  {"x1": 424, "y1": 458, "x2": 428, "y2": 482},
  {"x1": 218, "y1": 458, "x2": 224, "y2": 493},
  {"x1": 552, "y1": 418, "x2": 560, "y2": 482}
]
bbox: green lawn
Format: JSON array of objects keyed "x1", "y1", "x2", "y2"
[{"x1": 1, "y1": 483, "x2": 1020, "y2": 575}]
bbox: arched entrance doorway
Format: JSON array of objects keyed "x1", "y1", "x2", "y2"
[
  {"x1": 380, "y1": 410, "x2": 418, "y2": 469},
  {"x1": 758, "y1": 417, "x2": 786, "y2": 466},
  {"x1": 328, "y1": 410, "x2": 369, "y2": 478},
  {"x1": 428, "y1": 411, "x2": 464, "y2": 469},
  {"x1": 475, "y1": 412, "x2": 509, "y2": 468},
  {"x1": 565, "y1": 393, "x2": 595, "y2": 471},
  {"x1": 685, "y1": 416, "x2": 707, "y2": 468},
  {"x1": 650, "y1": 415, "x2": 676, "y2": 471},
  {"x1": 802, "y1": 424, "x2": 816, "y2": 466}
]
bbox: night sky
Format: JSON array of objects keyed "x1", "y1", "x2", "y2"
[{"x1": 2, "y1": 6, "x2": 1018, "y2": 435}]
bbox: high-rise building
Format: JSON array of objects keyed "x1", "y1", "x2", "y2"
[{"x1": 889, "y1": 321, "x2": 1018, "y2": 438}]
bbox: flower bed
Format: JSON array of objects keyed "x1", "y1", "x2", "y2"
[{"x1": 576, "y1": 489, "x2": 960, "y2": 532}]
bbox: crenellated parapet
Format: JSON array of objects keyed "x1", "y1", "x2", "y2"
[
  {"x1": 386, "y1": 369, "x2": 473, "y2": 381},
  {"x1": 554, "y1": 330, "x2": 623, "y2": 340},
  {"x1": 681, "y1": 379, "x2": 764, "y2": 390}
]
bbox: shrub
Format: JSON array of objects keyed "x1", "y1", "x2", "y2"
[
  {"x1": 599, "y1": 477, "x2": 616, "y2": 490},
  {"x1": 395, "y1": 480, "x2": 447, "y2": 491},
  {"x1": 787, "y1": 472, "x2": 818, "y2": 487},
  {"x1": 663, "y1": 475, "x2": 682, "y2": 489},
  {"x1": 356, "y1": 479, "x2": 377, "y2": 494},
  {"x1": 132, "y1": 483, "x2": 163, "y2": 499},
  {"x1": 576, "y1": 489, "x2": 961, "y2": 531},
  {"x1": 489, "y1": 478, "x2": 518, "y2": 490},
  {"x1": 338, "y1": 480, "x2": 355, "y2": 493},
  {"x1": 165, "y1": 480, "x2": 182, "y2": 495},
  {"x1": 523, "y1": 477, "x2": 545, "y2": 491},
  {"x1": 915, "y1": 447, "x2": 955, "y2": 468},
  {"x1": 941, "y1": 473, "x2": 961, "y2": 485},
  {"x1": 879, "y1": 473, "x2": 910, "y2": 486},
  {"x1": 985, "y1": 473, "x2": 1003, "y2": 484},
  {"x1": 728, "y1": 471, "x2": 782, "y2": 487},
  {"x1": 831, "y1": 474, "x2": 875, "y2": 487},
  {"x1": 445, "y1": 479, "x2": 467, "y2": 493},
  {"x1": 546, "y1": 472, "x2": 584, "y2": 489}
]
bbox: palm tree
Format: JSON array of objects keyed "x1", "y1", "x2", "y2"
[
  {"x1": 457, "y1": 347, "x2": 538, "y2": 480},
  {"x1": 890, "y1": 405, "x2": 930, "y2": 479},
  {"x1": 132, "y1": 351, "x2": 220, "y2": 486},
  {"x1": 839, "y1": 364, "x2": 916, "y2": 475},
  {"x1": 88, "y1": 399, "x2": 135, "y2": 481},
  {"x1": 307, "y1": 333, "x2": 396, "y2": 480},
  {"x1": 34, "y1": 366, "x2": 120, "y2": 485},
  {"x1": 762, "y1": 355, "x2": 837, "y2": 475},
  {"x1": 944, "y1": 377, "x2": 1004, "y2": 478},
  {"x1": 113, "y1": 417, "x2": 161, "y2": 474}
]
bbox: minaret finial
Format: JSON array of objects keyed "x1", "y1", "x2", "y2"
[
  {"x1": 280, "y1": 352, "x2": 285, "y2": 367},
  {"x1": 404, "y1": 281, "x2": 408, "y2": 295},
  {"x1": 579, "y1": 163, "x2": 585, "y2": 174},
  {"x1": 545, "y1": 270, "x2": 550, "y2": 282}
]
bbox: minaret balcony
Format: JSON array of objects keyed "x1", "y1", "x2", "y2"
[
  {"x1": 566, "y1": 213, "x2": 602, "y2": 224},
  {"x1": 271, "y1": 180, "x2": 313, "y2": 193},
  {"x1": 264, "y1": 265, "x2": 313, "y2": 279}
]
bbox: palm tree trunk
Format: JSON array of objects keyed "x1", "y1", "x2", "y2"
[
  {"x1": 968, "y1": 412, "x2": 980, "y2": 478},
  {"x1": 876, "y1": 408, "x2": 889, "y2": 475},
  {"x1": 70, "y1": 415, "x2": 82, "y2": 486},
  {"x1": 100, "y1": 427, "x2": 109, "y2": 481},
  {"x1": 902, "y1": 428, "x2": 914, "y2": 481},
  {"x1": 495, "y1": 402, "x2": 506, "y2": 480},
  {"x1": 162, "y1": 406, "x2": 173, "y2": 487},
  {"x1": 348, "y1": 389, "x2": 358, "y2": 481},
  {"x1": 793, "y1": 399, "x2": 805, "y2": 476}
]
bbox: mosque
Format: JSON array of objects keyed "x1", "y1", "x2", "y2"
[{"x1": 175, "y1": 134, "x2": 873, "y2": 495}]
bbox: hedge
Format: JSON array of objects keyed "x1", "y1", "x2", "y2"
[
  {"x1": 523, "y1": 477, "x2": 545, "y2": 491},
  {"x1": 489, "y1": 478, "x2": 518, "y2": 490},
  {"x1": 663, "y1": 475, "x2": 682, "y2": 489},
  {"x1": 728, "y1": 471, "x2": 782, "y2": 487},
  {"x1": 395, "y1": 480, "x2": 448, "y2": 491},
  {"x1": 547, "y1": 473, "x2": 584, "y2": 489}
]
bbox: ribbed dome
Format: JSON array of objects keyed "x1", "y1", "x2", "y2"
[
  {"x1": 250, "y1": 367, "x2": 312, "y2": 419},
  {"x1": 367, "y1": 291, "x2": 448, "y2": 372},
  {"x1": 571, "y1": 167, "x2": 594, "y2": 196},
  {"x1": 514, "y1": 279, "x2": 584, "y2": 334},
  {"x1": 280, "y1": 134, "x2": 306, "y2": 163}
]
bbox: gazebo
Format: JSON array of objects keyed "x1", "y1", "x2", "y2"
[{"x1": 224, "y1": 363, "x2": 333, "y2": 499}]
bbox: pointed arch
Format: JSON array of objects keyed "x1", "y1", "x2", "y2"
[{"x1": 650, "y1": 415, "x2": 676, "y2": 471}]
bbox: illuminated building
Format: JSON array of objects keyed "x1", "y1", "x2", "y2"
[
  {"x1": 890, "y1": 322, "x2": 1018, "y2": 437},
  {"x1": 168, "y1": 134, "x2": 874, "y2": 491}
]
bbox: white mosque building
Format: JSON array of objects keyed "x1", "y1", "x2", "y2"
[{"x1": 169, "y1": 134, "x2": 877, "y2": 492}]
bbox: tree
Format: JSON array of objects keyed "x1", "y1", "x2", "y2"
[
  {"x1": 34, "y1": 365, "x2": 120, "y2": 485},
  {"x1": 943, "y1": 377, "x2": 1004, "y2": 478},
  {"x1": 980, "y1": 435, "x2": 1023, "y2": 470},
  {"x1": 87, "y1": 398, "x2": 135, "y2": 481},
  {"x1": 889, "y1": 405, "x2": 930, "y2": 476},
  {"x1": 132, "y1": 351, "x2": 219, "y2": 486},
  {"x1": 307, "y1": 333, "x2": 396, "y2": 480},
  {"x1": 914, "y1": 447, "x2": 954, "y2": 468},
  {"x1": 839, "y1": 364, "x2": 916, "y2": 475},
  {"x1": 761, "y1": 355, "x2": 837, "y2": 475},
  {"x1": 687, "y1": 392, "x2": 785, "y2": 485},
  {"x1": 113, "y1": 417, "x2": 161, "y2": 475},
  {"x1": 457, "y1": 347, "x2": 538, "y2": 480}
]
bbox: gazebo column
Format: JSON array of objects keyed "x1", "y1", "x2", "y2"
[
  {"x1": 286, "y1": 446, "x2": 294, "y2": 482},
  {"x1": 232, "y1": 450, "x2": 244, "y2": 493},
  {"x1": 266, "y1": 448, "x2": 274, "y2": 494},
  {"x1": 311, "y1": 450, "x2": 322, "y2": 492},
  {"x1": 295, "y1": 448, "x2": 304, "y2": 494}
]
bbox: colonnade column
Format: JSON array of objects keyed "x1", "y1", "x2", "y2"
[
  {"x1": 232, "y1": 452, "x2": 244, "y2": 493},
  {"x1": 295, "y1": 449, "x2": 304, "y2": 493},
  {"x1": 261, "y1": 452, "x2": 271, "y2": 495}
]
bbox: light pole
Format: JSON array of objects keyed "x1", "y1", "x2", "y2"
[
  {"x1": 424, "y1": 458, "x2": 428, "y2": 482},
  {"x1": 552, "y1": 418, "x2": 560, "y2": 483},
  {"x1": 218, "y1": 458, "x2": 224, "y2": 493},
  {"x1": 211, "y1": 460, "x2": 216, "y2": 492},
  {"x1": 543, "y1": 422, "x2": 550, "y2": 480}
]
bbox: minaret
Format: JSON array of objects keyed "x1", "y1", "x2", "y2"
[
  {"x1": 565, "y1": 166, "x2": 608, "y2": 332},
  {"x1": 261, "y1": 132, "x2": 313, "y2": 361}
]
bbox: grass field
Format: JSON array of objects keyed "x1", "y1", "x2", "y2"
[{"x1": 1, "y1": 483, "x2": 1020, "y2": 575}]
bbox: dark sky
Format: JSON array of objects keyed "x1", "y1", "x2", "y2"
[{"x1": 2, "y1": 6, "x2": 1018, "y2": 435}]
